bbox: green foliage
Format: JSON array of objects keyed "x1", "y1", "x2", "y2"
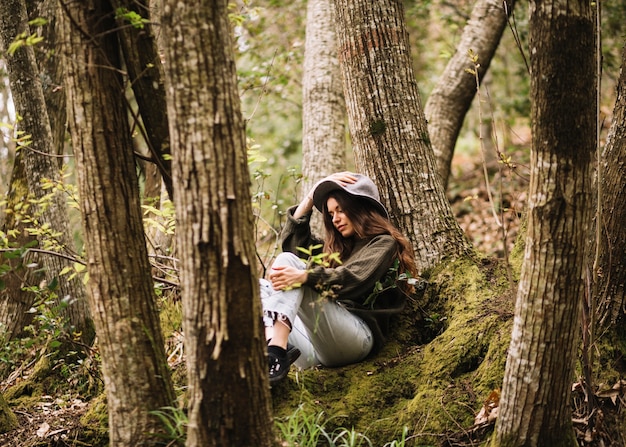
[
  {"x1": 7, "y1": 31, "x2": 44, "y2": 56},
  {"x1": 296, "y1": 244, "x2": 341, "y2": 268},
  {"x1": 142, "y1": 200, "x2": 176, "y2": 236},
  {"x1": 0, "y1": 282, "x2": 71, "y2": 368},
  {"x1": 114, "y1": 7, "x2": 148, "y2": 29},
  {"x1": 0, "y1": 279, "x2": 100, "y2": 403},
  {"x1": 149, "y1": 406, "x2": 187, "y2": 446},
  {"x1": 275, "y1": 403, "x2": 411, "y2": 447}
]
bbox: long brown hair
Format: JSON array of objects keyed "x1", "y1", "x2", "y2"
[{"x1": 321, "y1": 190, "x2": 418, "y2": 291}]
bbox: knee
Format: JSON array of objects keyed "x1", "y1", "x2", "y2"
[{"x1": 272, "y1": 252, "x2": 303, "y2": 269}]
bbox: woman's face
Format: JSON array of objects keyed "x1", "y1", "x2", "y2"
[{"x1": 326, "y1": 197, "x2": 355, "y2": 238}]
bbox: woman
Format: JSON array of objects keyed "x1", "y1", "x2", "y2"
[{"x1": 261, "y1": 172, "x2": 417, "y2": 384}]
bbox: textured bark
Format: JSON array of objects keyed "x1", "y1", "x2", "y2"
[
  {"x1": 332, "y1": 0, "x2": 471, "y2": 272},
  {"x1": 0, "y1": 0, "x2": 94, "y2": 344},
  {"x1": 493, "y1": 2, "x2": 595, "y2": 446},
  {"x1": 59, "y1": 1, "x2": 175, "y2": 444},
  {"x1": 27, "y1": 0, "x2": 67, "y2": 162},
  {"x1": 424, "y1": 0, "x2": 515, "y2": 190},
  {"x1": 301, "y1": 0, "x2": 345, "y2": 182},
  {"x1": 161, "y1": 1, "x2": 274, "y2": 446},
  {"x1": 111, "y1": 0, "x2": 173, "y2": 201},
  {"x1": 596, "y1": 42, "x2": 626, "y2": 328},
  {"x1": 301, "y1": 0, "x2": 346, "y2": 236}
]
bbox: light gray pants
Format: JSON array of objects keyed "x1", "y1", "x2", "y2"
[{"x1": 261, "y1": 252, "x2": 373, "y2": 368}]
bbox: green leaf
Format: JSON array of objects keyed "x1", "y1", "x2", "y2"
[{"x1": 48, "y1": 276, "x2": 58, "y2": 291}]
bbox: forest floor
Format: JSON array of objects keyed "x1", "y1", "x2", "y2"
[
  {"x1": 4, "y1": 150, "x2": 623, "y2": 446},
  {"x1": 0, "y1": 152, "x2": 530, "y2": 446}
]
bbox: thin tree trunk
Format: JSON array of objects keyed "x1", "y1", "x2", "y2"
[
  {"x1": 301, "y1": 0, "x2": 346, "y2": 236},
  {"x1": 161, "y1": 0, "x2": 274, "y2": 445},
  {"x1": 0, "y1": 0, "x2": 94, "y2": 344},
  {"x1": 596, "y1": 42, "x2": 626, "y2": 328},
  {"x1": 493, "y1": 2, "x2": 595, "y2": 446},
  {"x1": 332, "y1": 0, "x2": 471, "y2": 271},
  {"x1": 111, "y1": 0, "x2": 173, "y2": 201},
  {"x1": 424, "y1": 0, "x2": 516, "y2": 190},
  {"x1": 301, "y1": 0, "x2": 345, "y2": 177},
  {"x1": 59, "y1": 0, "x2": 175, "y2": 444},
  {"x1": 27, "y1": 0, "x2": 67, "y2": 162}
]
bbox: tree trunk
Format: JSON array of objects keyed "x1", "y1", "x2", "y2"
[
  {"x1": 27, "y1": 0, "x2": 67, "y2": 162},
  {"x1": 0, "y1": 0, "x2": 94, "y2": 345},
  {"x1": 111, "y1": 0, "x2": 173, "y2": 201},
  {"x1": 332, "y1": 0, "x2": 471, "y2": 272},
  {"x1": 596, "y1": 41, "x2": 626, "y2": 329},
  {"x1": 493, "y1": 2, "x2": 595, "y2": 446},
  {"x1": 59, "y1": 1, "x2": 176, "y2": 445},
  {"x1": 424, "y1": 0, "x2": 515, "y2": 190},
  {"x1": 301, "y1": 0, "x2": 346, "y2": 236},
  {"x1": 161, "y1": 1, "x2": 274, "y2": 446}
]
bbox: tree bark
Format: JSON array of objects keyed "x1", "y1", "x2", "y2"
[
  {"x1": 111, "y1": 0, "x2": 173, "y2": 201},
  {"x1": 301, "y1": 0, "x2": 346, "y2": 236},
  {"x1": 27, "y1": 0, "x2": 67, "y2": 162},
  {"x1": 332, "y1": 0, "x2": 471, "y2": 272},
  {"x1": 161, "y1": 0, "x2": 274, "y2": 446},
  {"x1": 424, "y1": 0, "x2": 516, "y2": 190},
  {"x1": 0, "y1": 0, "x2": 94, "y2": 344},
  {"x1": 59, "y1": 1, "x2": 175, "y2": 444},
  {"x1": 596, "y1": 42, "x2": 626, "y2": 328},
  {"x1": 493, "y1": 2, "x2": 595, "y2": 446}
]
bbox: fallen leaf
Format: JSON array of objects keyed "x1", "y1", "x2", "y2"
[{"x1": 36, "y1": 422, "x2": 50, "y2": 438}]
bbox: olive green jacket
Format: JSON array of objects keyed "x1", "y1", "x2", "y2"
[{"x1": 281, "y1": 206, "x2": 406, "y2": 353}]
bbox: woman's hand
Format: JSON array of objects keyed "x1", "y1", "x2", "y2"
[
  {"x1": 293, "y1": 172, "x2": 358, "y2": 219},
  {"x1": 269, "y1": 265, "x2": 308, "y2": 291}
]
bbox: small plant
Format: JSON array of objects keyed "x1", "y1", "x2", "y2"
[
  {"x1": 331, "y1": 427, "x2": 373, "y2": 447},
  {"x1": 275, "y1": 403, "x2": 335, "y2": 446},
  {"x1": 383, "y1": 426, "x2": 409, "y2": 447},
  {"x1": 115, "y1": 7, "x2": 149, "y2": 29},
  {"x1": 149, "y1": 406, "x2": 187, "y2": 446},
  {"x1": 275, "y1": 403, "x2": 412, "y2": 447}
]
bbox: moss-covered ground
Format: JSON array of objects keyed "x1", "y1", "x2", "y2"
[{"x1": 271, "y1": 254, "x2": 517, "y2": 446}]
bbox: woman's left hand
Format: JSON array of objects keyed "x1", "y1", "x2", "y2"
[{"x1": 269, "y1": 265, "x2": 308, "y2": 290}]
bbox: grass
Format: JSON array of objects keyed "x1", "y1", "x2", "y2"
[{"x1": 275, "y1": 402, "x2": 412, "y2": 447}]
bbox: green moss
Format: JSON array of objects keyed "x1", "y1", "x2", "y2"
[
  {"x1": 369, "y1": 120, "x2": 386, "y2": 136},
  {"x1": 273, "y1": 255, "x2": 517, "y2": 445},
  {"x1": 159, "y1": 295, "x2": 183, "y2": 338},
  {"x1": 3, "y1": 355, "x2": 50, "y2": 403},
  {"x1": 0, "y1": 393, "x2": 17, "y2": 434},
  {"x1": 80, "y1": 392, "x2": 109, "y2": 443}
]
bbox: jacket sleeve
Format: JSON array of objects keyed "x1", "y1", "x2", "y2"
[
  {"x1": 304, "y1": 234, "x2": 398, "y2": 302},
  {"x1": 280, "y1": 205, "x2": 324, "y2": 259}
]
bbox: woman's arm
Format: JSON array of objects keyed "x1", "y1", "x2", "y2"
[
  {"x1": 293, "y1": 171, "x2": 358, "y2": 219},
  {"x1": 292, "y1": 193, "x2": 315, "y2": 220},
  {"x1": 304, "y1": 235, "x2": 398, "y2": 302}
]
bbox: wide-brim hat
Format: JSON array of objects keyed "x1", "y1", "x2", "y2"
[{"x1": 312, "y1": 174, "x2": 389, "y2": 219}]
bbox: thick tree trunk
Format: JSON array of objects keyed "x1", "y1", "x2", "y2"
[
  {"x1": 301, "y1": 0, "x2": 346, "y2": 236},
  {"x1": 596, "y1": 42, "x2": 626, "y2": 328},
  {"x1": 332, "y1": 0, "x2": 471, "y2": 271},
  {"x1": 493, "y1": 2, "x2": 595, "y2": 446},
  {"x1": 0, "y1": 0, "x2": 94, "y2": 344},
  {"x1": 424, "y1": 0, "x2": 515, "y2": 190},
  {"x1": 161, "y1": 1, "x2": 274, "y2": 446},
  {"x1": 59, "y1": 1, "x2": 176, "y2": 445}
]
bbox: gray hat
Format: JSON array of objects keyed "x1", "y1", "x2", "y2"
[{"x1": 312, "y1": 174, "x2": 389, "y2": 219}]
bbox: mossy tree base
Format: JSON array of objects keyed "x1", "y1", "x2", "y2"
[
  {"x1": 273, "y1": 254, "x2": 626, "y2": 445},
  {"x1": 272, "y1": 256, "x2": 516, "y2": 445},
  {"x1": 0, "y1": 392, "x2": 17, "y2": 434}
]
